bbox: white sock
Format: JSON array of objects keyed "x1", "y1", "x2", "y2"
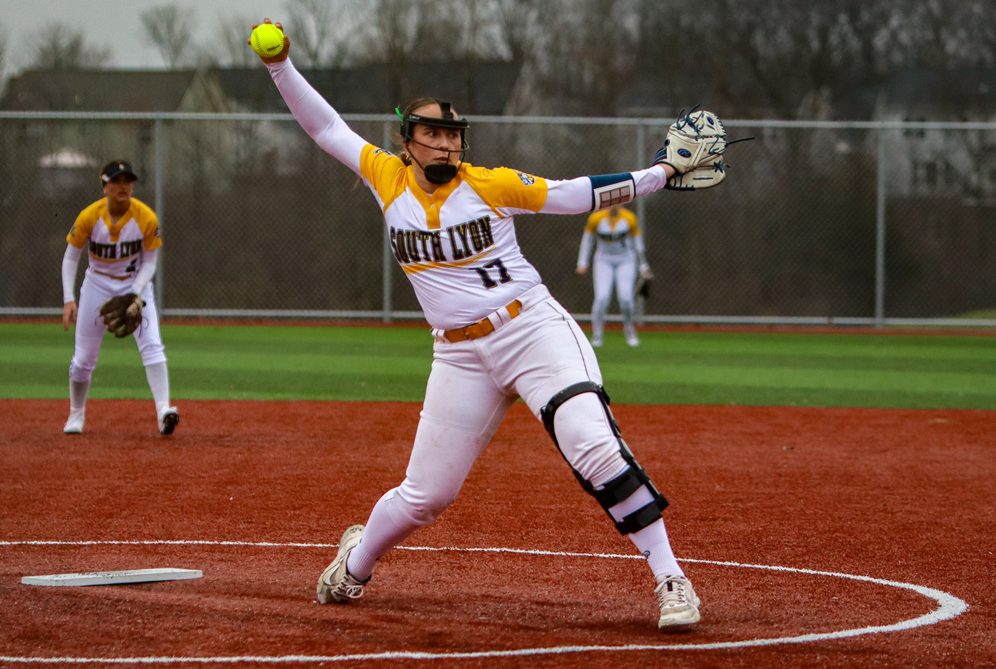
[
  {"x1": 70, "y1": 379, "x2": 90, "y2": 412},
  {"x1": 345, "y1": 490, "x2": 420, "y2": 581},
  {"x1": 609, "y1": 486, "x2": 684, "y2": 581},
  {"x1": 145, "y1": 362, "x2": 171, "y2": 415}
]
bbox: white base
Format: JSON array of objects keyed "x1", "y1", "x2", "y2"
[{"x1": 22, "y1": 568, "x2": 202, "y2": 587}]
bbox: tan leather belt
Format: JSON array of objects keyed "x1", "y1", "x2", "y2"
[
  {"x1": 94, "y1": 270, "x2": 131, "y2": 281},
  {"x1": 443, "y1": 300, "x2": 522, "y2": 343}
]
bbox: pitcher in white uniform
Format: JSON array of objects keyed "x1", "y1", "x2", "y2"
[
  {"x1": 61, "y1": 160, "x2": 179, "y2": 436},
  {"x1": 576, "y1": 205, "x2": 649, "y2": 347},
  {"x1": 254, "y1": 20, "x2": 700, "y2": 629}
]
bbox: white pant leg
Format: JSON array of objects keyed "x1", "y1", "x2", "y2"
[
  {"x1": 134, "y1": 282, "x2": 167, "y2": 367},
  {"x1": 395, "y1": 350, "x2": 513, "y2": 526},
  {"x1": 614, "y1": 257, "x2": 638, "y2": 326},
  {"x1": 485, "y1": 296, "x2": 628, "y2": 485},
  {"x1": 71, "y1": 275, "x2": 167, "y2": 380},
  {"x1": 346, "y1": 344, "x2": 515, "y2": 578},
  {"x1": 487, "y1": 292, "x2": 682, "y2": 580},
  {"x1": 70, "y1": 274, "x2": 111, "y2": 382},
  {"x1": 591, "y1": 254, "x2": 615, "y2": 339},
  {"x1": 551, "y1": 392, "x2": 629, "y2": 486}
]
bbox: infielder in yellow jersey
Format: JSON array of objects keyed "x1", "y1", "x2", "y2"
[
  {"x1": 576, "y1": 205, "x2": 649, "y2": 347},
  {"x1": 255, "y1": 19, "x2": 701, "y2": 629},
  {"x1": 61, "y1": 161, "x2": 179, "y2": 436}
]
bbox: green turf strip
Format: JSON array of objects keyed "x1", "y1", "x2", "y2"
[{"x1": 1, "y1": 323, "x2": 994, "y2": 409}]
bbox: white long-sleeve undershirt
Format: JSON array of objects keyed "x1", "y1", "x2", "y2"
[
  {"x1": 62, "y1": 245, "x2": 83, "y2": 303},
  {"x1": 130, "y1": 249, "x2": 158, "y2": 295},
  {"x1": 541, "y1": 166, "x2": 670, "y2": 216},
  {"x1": 578, "y1": 232, "x2": 594, "y2": 268},
  {"x1": 267, "y1": 59, "x2": 366, "y2": 174},
  {"x1": 266, "y1": 59, "x2": 672, "y2": 217}
]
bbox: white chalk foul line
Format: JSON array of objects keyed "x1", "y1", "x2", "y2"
[{"x1": 0, "y1": 540, "x2": 968, "y2": 664}]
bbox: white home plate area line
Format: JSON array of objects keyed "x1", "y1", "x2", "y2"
[{"x1": 0, "y1": 540, "x2": 969, "y2": 664}]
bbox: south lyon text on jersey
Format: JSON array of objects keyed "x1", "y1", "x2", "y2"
[
  {"x1": 66, "y1": 198, "x2": 161, "y2": 278},
  {"x1": 88, "y1": 239, "x2": 145, "y2": 260},
  {"x1": 390, "y1": 216, "x2": 495, "y2": 266},
  {"x1": 360, "y1": 146, "x2": 546, "y2": 330}
]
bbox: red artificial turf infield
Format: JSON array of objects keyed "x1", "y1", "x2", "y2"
[{"x1": 1, "y1": 399, "x2": 993, "y2": 668}]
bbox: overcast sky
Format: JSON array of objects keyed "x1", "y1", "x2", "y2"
[{"x1": 4, "y1": 0, "x2": 291, "y2": 70}]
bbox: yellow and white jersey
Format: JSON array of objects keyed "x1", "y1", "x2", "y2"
[
  {"x1": 360, "y1": 146, "x2": 549, "y2": 329},
  {"x1": 584, "y1": 208, "x2": 641, "y2": 259},
  {"x1": 269, "y1": 57, "x2": 672, "y2": 329},
  {"x1": 578, "y1": 207, "x2": 647, "y2": 270},
  {"x1": 67, "y1": 198, "x2": 161, "y2": 280}
]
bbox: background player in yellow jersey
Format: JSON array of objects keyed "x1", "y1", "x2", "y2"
[
  {"x1": 254, "y1": 19, "x2": 725, "y2": 629},
  {"x1": 576, "y1": 204, "x2": 649, "y2": 347},
  {"x1": 61, "y1": 161, "x2": 179, "y2": 436}
]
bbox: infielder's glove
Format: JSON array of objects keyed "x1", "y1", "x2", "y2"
[
  {"x1": 100, "y1": 293, "x2": 145, "y2": 338},
  {"x1": 654, "y1": 107, "x2": 750, "y2": 191}
]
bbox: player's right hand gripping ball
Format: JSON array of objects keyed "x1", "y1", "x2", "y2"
[
  {"x1": 100, "y1": 293, "x2": 145, "y2": 338},
  {"x1": 251, "y1": 23, "x2": 285, "y2": 58},
  {"x1": 655, "y1": 109, "x2": 729, "y2": 191}
]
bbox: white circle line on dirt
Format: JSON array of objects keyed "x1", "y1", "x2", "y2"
[{"x1": 0, "y1": 540, "x2": 968, "y2": 664}]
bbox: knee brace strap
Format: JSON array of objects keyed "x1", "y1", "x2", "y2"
[
  {"x1": 616, "y1": 499, "x2": 669, "y2": 535},
  {"x1": 541, "y1": 381, "x2": 614, "y2": 447},
  {"x1": 540, "y1": 381, "x2": 669, "y2": 535},
  {"x1": 592, "y1": 465, "x2": 669, "y2": 535}
]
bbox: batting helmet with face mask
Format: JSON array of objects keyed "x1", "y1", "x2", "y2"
[{"x1": 396, "y1": 100, "x2": 470, "y2": 185}]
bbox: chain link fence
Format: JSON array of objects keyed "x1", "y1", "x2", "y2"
[{"x1": 1, "y1": 112, "x2": 995, "y2": 327}]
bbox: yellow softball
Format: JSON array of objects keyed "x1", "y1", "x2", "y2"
[{"x1": 251, "y1": 24, "x2": 285, "y2": 58}]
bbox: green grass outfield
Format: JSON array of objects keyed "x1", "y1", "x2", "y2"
[{"x1": 1, "y1": 322, "x2": 995, "y2": 409}]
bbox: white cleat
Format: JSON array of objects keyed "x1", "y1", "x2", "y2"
[
  {"x1": 624, "y1": 326, "x2": 640, "y2": 348},
  {"x1": 656, "y1": 575, "x2": 701, "y2": 628},
  {"x1": 590, "y1": 334, "x2": 603, "y2": 348},
  {"x1": 158, "y1": 407, "x2": 179, "y2": 436},
  {"x1": 317, "y1": 524, "x2": 369, "y2": 604},
  {"x1": 63, "y1": 409, "x2": 85, "y2": 434}
]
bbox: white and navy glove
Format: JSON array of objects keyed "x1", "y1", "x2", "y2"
[{"x1": 654, "y1": 108, "x2": 749, "y2": 191}]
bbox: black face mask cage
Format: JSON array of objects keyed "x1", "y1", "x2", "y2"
[
  {"x1": 397, "y1": 100, "x2": 470, "y2": 151},
  {"x1": 396, "y1": 100, "x2": 470, "y2": 184}
]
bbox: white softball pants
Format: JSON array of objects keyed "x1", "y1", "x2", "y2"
[
  {"x1": 348, "y1": 284, "x2": 640, "y2": 575},
  {"x1": 69, "y1": 271, "x2": 167, "y2": 383},
  {"x1": 591, "y1": 253, "x2": 638, "y2": 340}
]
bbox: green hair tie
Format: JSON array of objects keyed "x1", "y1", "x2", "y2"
[{"x1": 395, "y1": 107, "x2": 404, "y2": 121}]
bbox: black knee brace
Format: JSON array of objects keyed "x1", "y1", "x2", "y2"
[{"x1": 540, "y1": 382, "x2": 669, "y2": 535}]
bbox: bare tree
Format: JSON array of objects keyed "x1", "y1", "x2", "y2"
[
  {"x1": 367, "y1": 0, "x2": 478, "y2": 63},
  {"x1": 364, "y1": 0, "x2": 421, "y2": 103},
  {"x1": 363, "y1": 0, "x2": 496, "y2": 104},
  {"x1": 284, "y1": 0, "x2": 358, "y2": 68},
  {"x1": 218, "y1": 14, "x2": 261, "y2": 67},
  {"x1": 896, "y1": 0, "x2": 996, "y2": 69},
  {"x1": 141, "y1": 4, "x2": 195, "y2": 69},
  {"x1": 527, "y1": 0, "x2": 639, "y2": 115},
  {"x1": 30, "y1": 22, "x2": 112, "y2": 69},
  {"x1": 634, "y1": 0, "x2": 996, "y2": 120},
  {"x1": 445, "y1": 0, "x2": 505, "y2": 112},
  {"x1": 453, "y1": 0, "x2": 506, "y2": 62},
  {"x1": 322, "y1": 0, "x2": 996, "y2": 119},
  {"x1": 414, "y1": 0, "x2": 465, "y2": 60},
  {"x1": 495, "y1": 0, "x2": 539, "y2": 66}
]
